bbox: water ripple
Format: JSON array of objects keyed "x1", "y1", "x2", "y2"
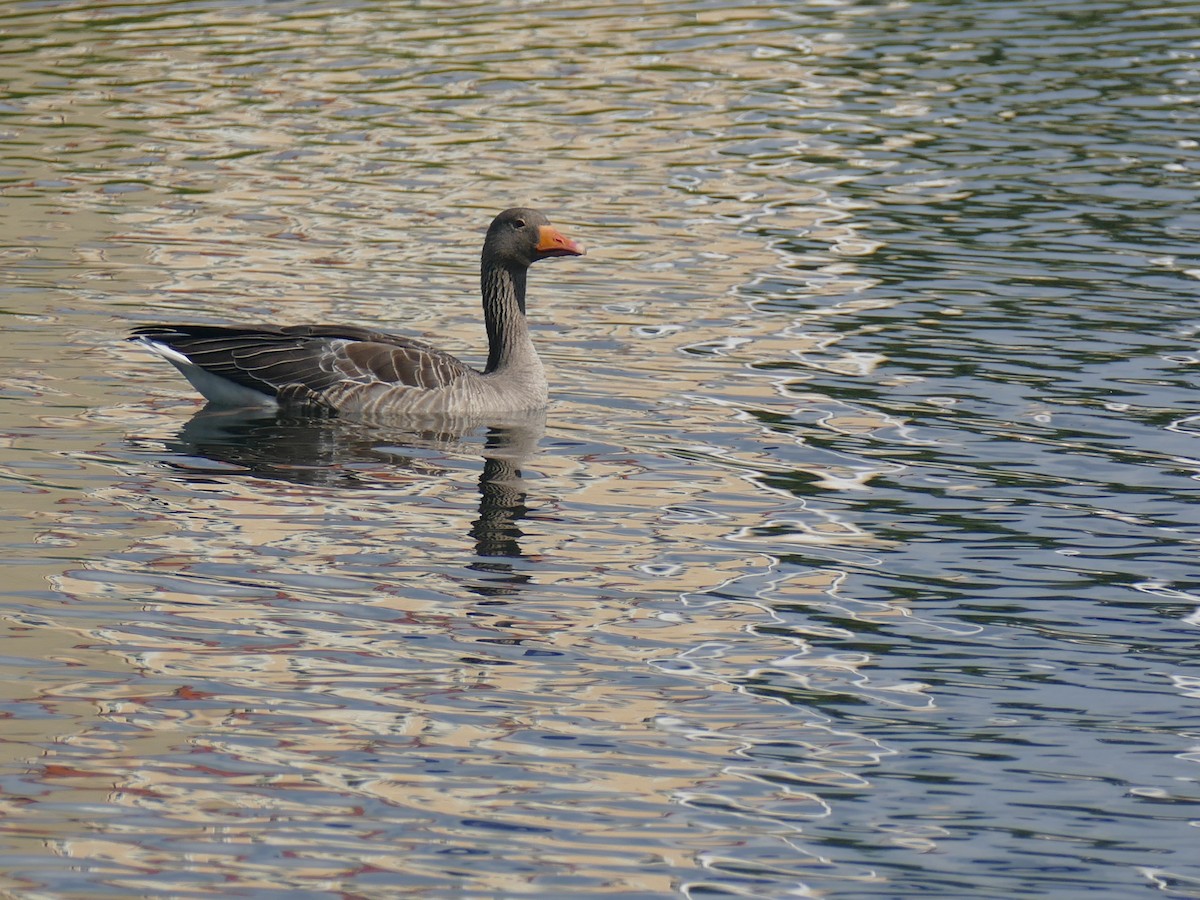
[{"x1": 1, "y1": 0, "x2": 1199, "y2": 896}]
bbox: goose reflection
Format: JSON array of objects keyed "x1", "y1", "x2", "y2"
[{"x1": 159, "y1": 406, "x2": 544, "y2": 562}]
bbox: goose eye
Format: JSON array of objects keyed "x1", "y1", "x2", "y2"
[{"x1": 512, "y1": 218, "x2": 526, "y2": 229}]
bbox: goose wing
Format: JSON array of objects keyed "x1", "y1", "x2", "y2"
[{"x1": 131, "y1": 324, "x2": 476, "y2": 409}]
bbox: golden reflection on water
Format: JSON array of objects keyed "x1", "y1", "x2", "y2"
[
  {"x1": 3, "y1": 415, "x2": 904, "y2": 893},
  {"x1": 0, "y1": 0, "x2": 926, "y2": 894}
]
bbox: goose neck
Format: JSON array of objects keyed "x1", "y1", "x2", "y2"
[{"x1": 482, "y1": 261, "x2": 532, "y2": 374}]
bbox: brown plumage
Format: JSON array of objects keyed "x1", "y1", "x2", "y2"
[{"x1": 131, "y1": 208, "x2": 584, "y2": 418}]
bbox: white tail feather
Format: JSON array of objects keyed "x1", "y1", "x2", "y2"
[{"x1": 135, "y1": 337, "x2": 277, "y2": 409}]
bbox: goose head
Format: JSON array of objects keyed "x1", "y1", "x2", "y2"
[{"x1": 483, "y1": 208, "x2": 585, "y2": 269}]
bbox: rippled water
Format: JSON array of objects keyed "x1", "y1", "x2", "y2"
[{"x1": 2, "y1": 0, "x2": 1199, "y2": 897}]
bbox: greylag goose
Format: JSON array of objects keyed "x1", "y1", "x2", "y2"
[{"x1": 130, "y1": 208, "x2": 584, "y2": 418}]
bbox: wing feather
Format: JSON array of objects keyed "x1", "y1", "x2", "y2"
[{"x1": 131, "y1": 324, "x2": 477, "y2": 410}]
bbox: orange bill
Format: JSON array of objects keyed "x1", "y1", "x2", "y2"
[{"x1": 535, "y1": 225, "x2": 585, "y2": 257}]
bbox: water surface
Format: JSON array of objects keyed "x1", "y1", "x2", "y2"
[{"x1": 1, "y1": 1, "x2": 1199, "y2": 897}]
